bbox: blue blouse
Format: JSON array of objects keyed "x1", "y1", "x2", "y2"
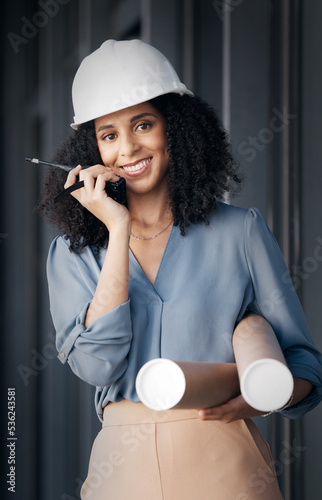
[{"x1": 47, "y1": 202, "x2": 322, "y2": 421}]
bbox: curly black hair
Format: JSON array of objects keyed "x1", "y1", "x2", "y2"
[{"x1": 38, "y1": 93, "x2": 243, "y2": 252}]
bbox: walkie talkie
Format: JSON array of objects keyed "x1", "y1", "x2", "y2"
[{"x1": 25, "y1": 157, "x2": 127, "y2": 204}]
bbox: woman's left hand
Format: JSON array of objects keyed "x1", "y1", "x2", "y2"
[
  {"x1": 197, "y1": 376, "x2": 313, "y2": 423},
  {"x1": 197, "y1": 394, "x2": 265, "y2": 423}
]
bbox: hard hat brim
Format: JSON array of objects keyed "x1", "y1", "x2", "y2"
[{"x1": 70, "y1": 88, "x2": 193, "y2": 130}]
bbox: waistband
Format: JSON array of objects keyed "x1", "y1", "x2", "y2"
[{"x1": 103, "y1": 400, "x2": 199, "y2": 427}]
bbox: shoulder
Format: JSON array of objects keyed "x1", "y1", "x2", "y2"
[
  {"x1": 48, "y1": 235, "x2": 100, "y2": 256},
  {"x1": 48, "y1": 235, "x2": 72, "y2": 258},
  {"x1": 210, "y1": 201, "x2": 248, "y2": 221},
  {"x1": 190, "y1": 203, "x2": 273, "y2": 254},
  {"x1": 182, "y1": 203, "x2": 269, "y2": 256},
  {"x1": 207, "y1": 202, "x2": 266, "y2": 233},
  {"x1": 47, "y1": 236, "x2": 74, "y2": 276},
  {"x1": 47, "y1": 235, "x2": 103, "y2": 291}
]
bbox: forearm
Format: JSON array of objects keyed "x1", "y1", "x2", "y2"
[
  {"x1": 85, "y1": 223, "x2": 130, "y2": 328},
  {"x1": 291, "y1": 377, "x2": 313, "y2": 406}
]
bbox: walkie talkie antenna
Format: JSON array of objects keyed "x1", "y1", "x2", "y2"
[{"x1": 25, "y1": 157, "x2": 74, "y2": 172}]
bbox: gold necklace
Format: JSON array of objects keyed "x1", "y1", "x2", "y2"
[{"x1": 130, "y1": 220, "x2": 173, "y2": 241}]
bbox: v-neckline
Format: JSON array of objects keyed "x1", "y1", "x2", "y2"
[{"x1": 129, "y1": 223, "x2": 175, "y2": 290}]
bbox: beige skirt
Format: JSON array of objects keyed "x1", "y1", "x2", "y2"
[{"x1": 81, "y1": 400, "x2": 283, "y2": 500}]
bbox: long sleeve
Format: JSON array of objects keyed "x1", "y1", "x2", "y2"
[
  {"x1": 244, "y1": 208, "x2": 322, "y2": 418},
  {"x1": 47, "y1": 236, "x2": 133, "y2": 387}
]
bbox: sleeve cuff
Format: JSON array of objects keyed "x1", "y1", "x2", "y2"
[
  {"x1": 57, "y1": 299, "x2": 131, "y2": 364},
  {"x1": 281, "y1": 365, "x2": 322, "y2": 419}
]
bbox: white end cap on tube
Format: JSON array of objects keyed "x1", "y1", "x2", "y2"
[
  {"x1": 241, "y1": 358, "x2": 294, "y2": 412},
  {"x1": 135, "y1": 359, "x2": 186, "y2": 410}
]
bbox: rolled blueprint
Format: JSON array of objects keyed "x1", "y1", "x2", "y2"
[
  {"x1": 135, "y1": 359, "x2": 240, "y2": 411},
  {"x1": 233, "y1": 316, "x2": 294, "y2": 412}
]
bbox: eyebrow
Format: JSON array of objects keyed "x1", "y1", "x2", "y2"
[
  {"x1": 96, "y1": 113, "x2": 157, "y2": 133},
  {"x1": 130, "y1": 112, "x2": 157, "y2": 123}
]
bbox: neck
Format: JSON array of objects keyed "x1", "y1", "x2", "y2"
[{"x1": 127, "y1": 191, "x2": 172, "y2": 226}]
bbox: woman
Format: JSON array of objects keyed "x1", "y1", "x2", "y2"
[{"x1": 40, "y1": 40, "x2": 322, "y2": 499}]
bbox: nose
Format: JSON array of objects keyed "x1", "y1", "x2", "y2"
[{"x1": 119, "y1": 131, "x2": 140, "y2": 158}]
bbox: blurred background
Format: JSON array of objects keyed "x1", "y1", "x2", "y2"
[{"x1": 1, "y1": 0, "x2": 321, "y2": 499}]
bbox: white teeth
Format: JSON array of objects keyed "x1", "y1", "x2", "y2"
[{"x1": 123, "y1": 158, "x2": 151, "y2": 172}]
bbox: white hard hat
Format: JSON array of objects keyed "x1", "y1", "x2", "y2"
[{"x1": 70, "y1": 39, "x2": 193, "y2": 129}]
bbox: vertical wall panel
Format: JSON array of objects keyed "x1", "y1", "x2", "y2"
[
  {"x1": 2, "y1": 1, "x2": 41, "y2": 498},
  {"x1": 228, "y1": 0, "x2": 270, "y2": 216},
  {"x1": 301, "y1": 1, "x2": 322, "y2": 499},
  {"x1": 143, "y1": 0, "x2": 183, "y2": 75},
  {"x1": 194, "y1": 0, "x2": 223, "y2": 110}
]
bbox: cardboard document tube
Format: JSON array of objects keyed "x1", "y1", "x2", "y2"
[
  {"x1": 233, "y1": 316, "x2": 294, "y2": 412},
  {"x1": 135, "y1": 359, "x2": 240, "y2": 411}
]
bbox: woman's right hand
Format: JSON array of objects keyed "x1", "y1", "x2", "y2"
[{"x1": 64, "y1": 164, "x2": 130, "y2": 233}]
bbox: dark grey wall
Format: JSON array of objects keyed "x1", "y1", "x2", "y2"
[
  {"x1": 301, "y1": 1, "x2": 322, "y2": 497},
  {"x1": 1, "y1": 1, "x2": 321, "y2": 499}
]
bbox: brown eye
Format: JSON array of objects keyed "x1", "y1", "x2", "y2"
[
  {"x1": 137, "y1": 122, "x2": 151, "y2": 131},
  {"x1": 103, "y1": 133, "x2": 116, "y2": 141}
]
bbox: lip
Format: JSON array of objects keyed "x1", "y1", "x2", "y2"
[
  {"x1": 121, "y1": 157, "x2": 152, "y2": 177},
  {"x1": 122, "y1": 157, "x2": 151, "y2": 168}
]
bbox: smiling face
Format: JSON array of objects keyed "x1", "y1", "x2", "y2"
[{"x1": 95, "y1": 102, "x2": 170, "y2": 198}]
